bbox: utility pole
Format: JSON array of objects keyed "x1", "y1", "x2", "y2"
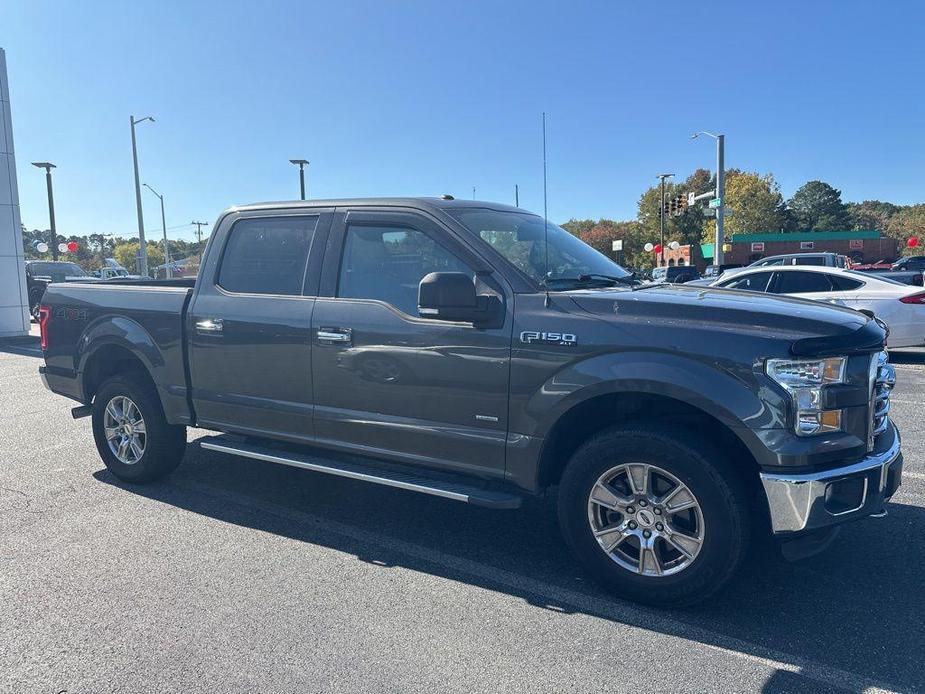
[
  {"x1": 130, "y1": 116, "x2": 154, "y2": 276},
  {"x1": 515, "y1": 184, "x2": 519, "y2": 207},
  {"x1": 289, "y1": 159, "x2": 309, "y2": 200},
  {"x1": 472, "y1": 186, "x2": 476, "y2": 200},
  {"x1": 32, "y1": 162, "x2": 59, "y2": 260},
  {"x1": 191, "y1": 220, "x2": 209, "y2": 245},
  {"x1": 657, "y1": 173, "x2": 674, "y2": 267},
  {"x1": 143, "y1": 184, "x2": 172, "y2": 279}
]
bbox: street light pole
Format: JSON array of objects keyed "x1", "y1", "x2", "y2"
[
  {"x1": 143, "y1": 183, "x2": 171, "y2": 279},
  {"x1": 692, "y1": 131, "x2": 725, "y2": 266},
  {"x1": 32, "y1": 162, "x2": 58, "y2": 260},
  {"x1": 657, "y1": 173, "x2": 674, "y2": 267},
  {"x1": 289, "y1": 159, "x2": 309, "y2": 200},
  {"x1": 131, "y1": 115, "x2": 154, "y2": 276}
]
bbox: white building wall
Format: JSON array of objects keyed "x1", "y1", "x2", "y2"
[{"x1": 0, "y1": 48, "x2": 29, "y2": 337}]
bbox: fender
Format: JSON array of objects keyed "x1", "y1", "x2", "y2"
[{"x1": 505, "y1": 350, "x2": 789, "y2": 492}]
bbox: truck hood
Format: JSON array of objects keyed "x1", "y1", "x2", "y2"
[{"x1": 567, "y1": 284, "x2": 885, "y2": 356}]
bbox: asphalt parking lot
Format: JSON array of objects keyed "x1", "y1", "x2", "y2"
[{"x1": 1, "y1": 338, "x2": 924, "y2": 694}]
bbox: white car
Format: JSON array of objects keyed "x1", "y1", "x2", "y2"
[{"x1": 709, "y1": 265, "x2": 925, "y2": 348}]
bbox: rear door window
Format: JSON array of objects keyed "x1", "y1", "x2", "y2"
[
  {"x1": 773, "y1": 271, "x2": 834, "y2": 294},
  {"x1": 217, "y1": 216, "x2": 318, "y2": 295}
]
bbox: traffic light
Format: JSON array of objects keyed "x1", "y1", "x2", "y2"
[
  {"x1": 675, "y1": 194, "x2": 689, "y2": 215},
  {"x1": 662, "y1": 198, "x2": 671, "y2": 216}
]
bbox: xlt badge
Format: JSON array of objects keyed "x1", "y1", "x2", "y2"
[{"x1": 520, "y1": 331, "x2": 577, "y2": 346}]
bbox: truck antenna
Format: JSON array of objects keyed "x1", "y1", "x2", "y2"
[{"x1": 542, "y1": 111, "x2": 550, "y2": 307}]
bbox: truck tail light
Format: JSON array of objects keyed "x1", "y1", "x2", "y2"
[
  {"x1": 38, "y1": 305, "x2": 51, "y2": 351},
  {"x1": 899, "y1": 291, "x2": 925, "y2": 304}
]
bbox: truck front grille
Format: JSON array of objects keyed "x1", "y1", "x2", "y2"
[{"x1": 869, "y1": 351, "x2": 895, "y2": 448}]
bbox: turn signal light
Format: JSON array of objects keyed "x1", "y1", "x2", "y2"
[
  {"x1": 38, "y1": 305, "x2": 51, "y2": 351},
  {"x1": 899, "y1": 292, "x2": 925, "y2": 304}
]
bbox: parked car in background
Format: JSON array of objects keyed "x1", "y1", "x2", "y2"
[
  {"x1": 892, "y1": 255, "x2": 925, "y2": 272},
  {"x1": 710, "y1": 265, "x2": 925, "y2": 348},
  {"x1": 703, "y1": 263, "x2": 744, "y2": 279},
  {"x1": 93, "y1": 259, "x2": 143, "y2": 281},
  {"x1": 649, "y1": 265, "x2": 701, "y2": 284},
  {"x1": 748, "y1": 252, "x2": 849, "y2": 269},
  {"x1": 853, "y1": 268, "x2": 924, "y2": 287},
  {"x1": 24, "y1": 260, "x2": 96, "y2": 320}
]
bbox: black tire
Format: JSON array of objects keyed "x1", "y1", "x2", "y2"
[
  {"x1": 558, "y1": 423, "x2": 751, "y2": 607},
  {"x1": 91, "y1": 373, "x2": 187, "y2": 483}
]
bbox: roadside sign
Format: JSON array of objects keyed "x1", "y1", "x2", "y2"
[
  {"x1": 722, "y1": 209, "x2": 734, "y2": 218},
  {"x1": 849, "y1": 239, "x2": 864, "y2": 249},
  {"x1": 687, "y1": 192, "x2": 696, "y2": 206},
  {"x1": 703, "y1": 208, "x2": 715, "y2": 217},
  {"x1": 708, "y1": 198, "x2": 722, "y2": 209},
  {"x1": 751, "y1": 242, "x2": 765, "y2": 252},
  {"x1": 611, "y1": 240, "x2": 623, "y2": 251}
]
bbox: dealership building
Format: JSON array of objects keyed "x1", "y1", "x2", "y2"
[
  {"x1": 659, "y1": 231, "x2": 899, "y2": 271},
  {"x1": 0, "y1": 48, "x2": 30, "y2": 338}
]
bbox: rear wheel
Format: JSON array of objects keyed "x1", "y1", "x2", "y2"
[
  {"x1": 91, "y1": 373, "x2": 187, "y2": 483},
  {"x1": 558, "y1": 424, "x2": 751, "y2": 606}
]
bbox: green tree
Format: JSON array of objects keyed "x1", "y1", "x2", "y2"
[
  {"x1": 720, "y1": 170, "x2": 785, "y2": 236},
  {"x1": 885, "y1": 204, "x2": 925, "y2": 256},
  {"x1": 786, "y1": 180, "x2": 852, "y2": 230},
  {"x1": 577, "y1": 220, "x2": 651, "y2": 270},
  {"x1": 847, "y1": 200, "x2": 903, "y2": 233},
  {"x1": 113, "y1": 241, "x2": 164, "y2": 273},
  {"x1": 561, "y1": 218, "x2": 595, "y2": 238}
]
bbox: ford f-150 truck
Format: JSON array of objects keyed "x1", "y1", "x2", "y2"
[{"x1": 39, "y1": 197, "x2": 903, "y2": 606}]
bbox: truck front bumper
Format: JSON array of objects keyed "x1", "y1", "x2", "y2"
[{"x1": 759, "y1": 421, "x2": 902, "y2": 535}]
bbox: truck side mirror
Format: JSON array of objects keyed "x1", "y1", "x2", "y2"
[{"x1": 418, "y1": 271, "x2": 502, "y2": 326}]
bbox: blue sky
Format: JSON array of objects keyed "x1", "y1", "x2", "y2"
[{"x1": 4, "y1": 0, "x2": 924, "y2": 240}]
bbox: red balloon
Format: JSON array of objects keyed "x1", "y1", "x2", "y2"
[
  {"x1": 66, "y1": 241, "x2": 78, "y2": 253},
  {"x1": 653, "y1": 244, "x2": 662, "y2": 254},
  {"x1": 908, "y1": 237, "x2": 920, "y2": 248}
]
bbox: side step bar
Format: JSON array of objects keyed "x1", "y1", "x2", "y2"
[{"x1": 198, "y1": 435, "x2": 523, "y2": 509}]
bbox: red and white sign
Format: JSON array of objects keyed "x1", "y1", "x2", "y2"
[
  {"x1": 751, "y1": 242, "x2": 765, "y2": 252},
  {"x1": 849, "y1": 239, "x2": 864, "y2": 250}
]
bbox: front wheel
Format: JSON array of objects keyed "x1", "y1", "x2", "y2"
[
  {"x1": 558, "y1": 424, "x2": 751, "y2": 607},
  {"x1": 91, "y1": 373, "x2": 187, "y2": 483}
]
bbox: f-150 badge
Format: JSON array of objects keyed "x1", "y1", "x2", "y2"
[{"x1": 520, "y1": 331, "x2": 577, "y2": 346}]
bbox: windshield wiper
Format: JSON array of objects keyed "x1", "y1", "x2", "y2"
[{"x1": 544, "y1": 273, "x2": 639, "y2": 290}]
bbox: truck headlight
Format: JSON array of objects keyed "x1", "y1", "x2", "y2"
[{"x1": 765, "y1": 357, "x2": 847, "y2": 436}]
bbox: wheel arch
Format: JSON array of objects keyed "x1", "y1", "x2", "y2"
[{"x1": 536, "y1": 391, "x2": 762, "y2": 494}]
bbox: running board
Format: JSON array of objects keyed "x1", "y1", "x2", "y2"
[{"x1": 198, "y1": 435, "x2": 523, "y2": 509}]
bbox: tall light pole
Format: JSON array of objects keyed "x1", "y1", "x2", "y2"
[
  {"x1": 32, "y1": 162, "x2": 59, "y2": 260},
  {"x1": 289, "y1": 159, "x2": 309, "y2": 200},
  {"x1": 692, "y1": 131, "x2": 725, "y2": 265},
  {"x1": 143, "y1": 183, "x2": 171, "y2": 279},
  {"x1": 656, "y1": 173, "x2": 674, "y2": 267},
  {"x1": 131, "y1": 115, "x2": 155, "y2": 276}
]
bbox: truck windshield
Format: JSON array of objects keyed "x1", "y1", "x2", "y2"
[{"x1": 449, "y1": 209, "x2": 632, "y2": 287}]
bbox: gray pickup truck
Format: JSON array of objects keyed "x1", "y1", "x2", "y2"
[{"x1": 39, "y1": 197, "x2": 903, "y2": 606}]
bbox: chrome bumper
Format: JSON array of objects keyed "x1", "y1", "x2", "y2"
[{"x1": 759, "y1": 422, "x2": 903, "y2": 534}]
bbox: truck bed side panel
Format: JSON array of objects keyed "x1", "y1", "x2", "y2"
[{"x1": 42, "y1": 283, "x2": 193, "y2": 424}]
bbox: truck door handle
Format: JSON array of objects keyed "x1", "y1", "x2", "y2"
[
  {"x1": 317, "y1": 327, "x2": 352, "y2": 344},
  {"x1": 196, "y1": 318, "x2": 224, "y2": 333}
]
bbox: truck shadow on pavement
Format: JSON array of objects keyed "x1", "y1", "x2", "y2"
[{"x1": 94, "y1": 443, "x2": 924, "y2": 693}]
